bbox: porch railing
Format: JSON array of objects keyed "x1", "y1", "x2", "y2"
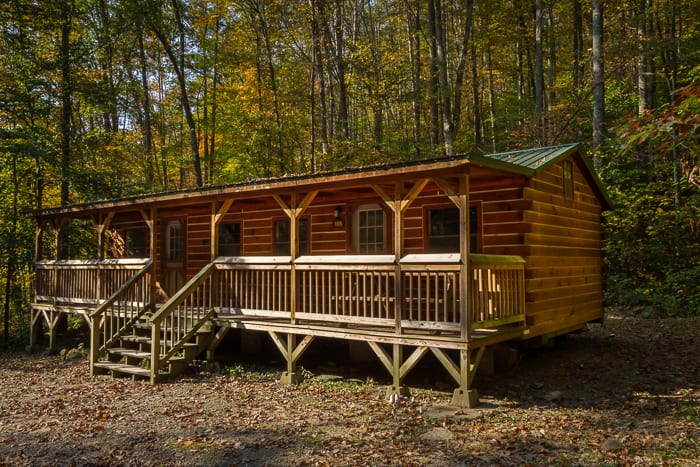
[
  {"x1": 34, "y1": 258, "x2": 153, "y2": 306},
  {"x1": 150, "y1": 254, "x2": 525, "y2": 340},
  {"x1": 88, "y1": 259, "x2": 154, "y2": 375}
]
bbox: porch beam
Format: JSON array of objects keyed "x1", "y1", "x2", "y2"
[
  {"x1": 367, "y1": 341, "x2": 392, "y2": 374},
  {"x1": 432, "y1": 177, "x2": 464, "y2": 209},
  {"x1": 94, "y1": 211, "x2": 115, "y2": 260},
  {"x1": 52, "y1": 218, "x2": 69, "y2": 259},
  {"x1": 371, "y1": 178, "x2": 430, "y2": 214},
  {"x1": 399, "y1": 346, "x2": 429, "y2": 379},
  {"x1": 34, "y1": 220, "x2": 47, "y2": 263},
  {"x1": 211, "y1": 199, "x2": 235, "y2": 260}
]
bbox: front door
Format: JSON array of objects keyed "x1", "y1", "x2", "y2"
[{"x1": 161, "y1": 218, "x2": 186, "y2": 297}]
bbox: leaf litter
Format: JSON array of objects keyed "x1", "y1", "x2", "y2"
[{"x1": 0, "y1": 310, "x2": 698, "y2": 466}]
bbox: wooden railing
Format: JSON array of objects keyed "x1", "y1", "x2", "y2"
[
  {"x1": 34, "y1": 258, "x2": 152, "y2": 306},
  {"x1": 470, "y1": 254, "x2": 526, "y2": 328},
  {"x1": 296, "y1": 256, "x2": 396, "y2": 326},
  {"x1": 88, "y1": 259, "x2": 153, "y2": 375},
  {"x1": 36, "y1": 254, "x2": 525, "y2": 381},
  {"x1": 400, "y1": 254, "x2": 462, "y2": 332}
]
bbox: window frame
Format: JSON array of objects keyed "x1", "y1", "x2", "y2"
[
  {"x1": 352, "y1": 204, "x2": 387, "y2": 254},
  {"x1": 425, "y1": 203, "x2": 481, "y2": 254}
]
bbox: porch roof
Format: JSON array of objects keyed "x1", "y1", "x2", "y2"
[{"x1": 26, "y1": 143, "x2": 610, "y2": 220}]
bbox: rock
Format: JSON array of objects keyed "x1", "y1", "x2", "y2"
[
  {"x1": 544, "y1": 390, "x2": 563, "y2": 401},
  {"x1": 419, "y1": 427, "x2": 453, "y2": 442},
  {"x1": 423, "y1": 404, "x2": 459, "y2": 420},
  {"x1": 601, "y1": 438, "x2": 621, "y2": 452}
]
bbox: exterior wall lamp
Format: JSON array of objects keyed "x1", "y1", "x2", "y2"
[{"x1": 333, "y1": 207, "x2": 345, "y2": 229}]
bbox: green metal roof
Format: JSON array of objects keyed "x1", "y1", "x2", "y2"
[{"x1": 475, "y1": 143, "x2": 579, "y2": 173}]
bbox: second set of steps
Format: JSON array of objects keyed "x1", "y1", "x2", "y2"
[{"x1": 93, "y1": 315, "x2": 215, "y2": 382}]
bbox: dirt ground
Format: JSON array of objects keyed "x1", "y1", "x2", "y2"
[{"x1": 0, "y1": 310, "x2": 698, "y2": 466}]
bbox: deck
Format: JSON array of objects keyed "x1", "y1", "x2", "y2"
[{"x1": 31, "y1": 253, "x2": 526, "y2": 407}]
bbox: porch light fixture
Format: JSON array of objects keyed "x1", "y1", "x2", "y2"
[{"x1": 333, "y1": 207, "x2": 345, "y2": 229}]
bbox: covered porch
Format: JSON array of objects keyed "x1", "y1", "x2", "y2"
[{"x1": 31, "y1": 250, "x2": 525, "y2": 407}]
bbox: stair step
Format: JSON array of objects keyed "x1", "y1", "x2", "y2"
[
  {"x1": 121, "y1": 335, "x2": 151, "y2": 345},
  {"x1": 93, "y1": 361, "x2": 152, "y2": 378},
  {"x1": 107, "y1": 347, "x2": 151, "y2": 360}
]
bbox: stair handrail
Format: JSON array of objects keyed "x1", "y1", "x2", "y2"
[
  {"x1": 149, "y1": 260, "x2": 218, "y2": 383},
  {"x1": 89, "y1": 259, "x2": 153, "y2": 376}
]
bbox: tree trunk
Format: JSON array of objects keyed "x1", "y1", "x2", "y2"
[
  {"x1": 59, "y1": 0, "x2": 72, "y2": 206},
  {"x1": 573, "y1": 0, "x2": 584, "y2": 89},
  {"x1": 592, "y1": 0, "x2": 605, "y2": 163},
  {"x1": 153, "y1": 0, "x2": 203, "y2": 188},
  {"x1": 334, "y1": 0, "x2": 350, "y2": 141},
  {"x1": 534, "y1": 0, "x2": 545, "y2": 144},
  {"x1": 471, "y1": 38, "x2": 482, "y2": 148},
  {"x1": 405, "y1": 0, "x2": 421, "y2": 159},
  {"x1": 138, "y1": 25, "x2": 155, "y2": 188},
  {"x1": 427, "y1": 0, "x2": 440, "y2": 154}
]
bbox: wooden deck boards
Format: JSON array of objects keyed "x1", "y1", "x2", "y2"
[{"x1": 210, "y1": 315, "x2": 524, "y2": 351}]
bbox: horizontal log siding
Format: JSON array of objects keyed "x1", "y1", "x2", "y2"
[
  {"x1": 186, "y1": 213, "x2": 211, "y2": 275},
  {"x1": 523, "y1": 161, "x2": 605, "y2": 337}
]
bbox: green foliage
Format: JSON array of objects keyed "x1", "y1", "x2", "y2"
[{"x1": 603, "y1": 141, "x2": 700, "y2": 315}]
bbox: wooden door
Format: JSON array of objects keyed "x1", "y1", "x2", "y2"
[{"x1": 161, "y1": 218, "x2": 186, "y2": 297}]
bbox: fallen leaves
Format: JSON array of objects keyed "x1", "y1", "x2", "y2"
[{"x1": 1, "y1": 313, "x2": 699, "y2": 465}]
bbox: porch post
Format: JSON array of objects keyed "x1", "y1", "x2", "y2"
[
  {"x1": 94, "y1": 212, "x2": 114, "y2": 303},
  {"x1": 95, "y1": 212, "x2": 115, "y2": 261},
  {"x1": 459, "y1": 174, "x2": 471, "y2": 341},
  {"x1": 372, "y1": 179, "x2": 430, "y2": 400},
  {"x1": 140, "y1": 207, "x2": 157, "y2": 309},
  {"x1": 273, "y1": 191, "x2": 317, "y2": 384},
  {"x1": 29, "y1": 221, "x2": 46, "y2": 350},
  {"x1": 52, "y1": 218, "x2": 68, "y2": 260},
  {"x1": 34, "y1": 220, "x2": 46, "y2": 263},
  {"x1": 211, "y1": 199, "x2": 234, "y2": 261}
]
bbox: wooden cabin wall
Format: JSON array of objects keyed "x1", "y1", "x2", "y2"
[{"x1": 522, "y1": 159, "x2": 605, "y2": 338}]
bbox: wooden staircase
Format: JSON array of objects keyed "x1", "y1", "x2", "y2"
[{"x1": 93, "y1": 312, "x2": 215, "y2": 381}]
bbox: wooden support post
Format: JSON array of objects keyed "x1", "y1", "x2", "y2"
[
  {"x1": 28, "y1": 307, "x2": 43, "y2": 351},
  {"x1": 206, "y1": 327, "x2": 231, "y2": 361},
  {"x1": 34, "y1": 220, "x2": 46, "y2": 263},
  {"x1": 268, "y1": 331, "x2": 314, "y2": 385},
  {"x1": 89, "y1": 313, "x2": 100, "y2": 376},
  {"x1": 273, "y1": 191, "x2": 317, "y2": 325},
  {"x1": 140, "y1": 208, "x2": 157, "y2": 310},
  {"x1": 433, "y1": 175, "x2": 471, "y2": 340},
  {"x1": 367, "y1": 341, "x2": 418, "y2": 399},
  {"x1": 150, "y1": 320, "x2": 161, "y2": 385},
  {"x1": 430, "y1": 346, "x2": 483, "y2": 408},
  {"x1": 45, "y1": 309, "x2": 64, "y2": 352}
]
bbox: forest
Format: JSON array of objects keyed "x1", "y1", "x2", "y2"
[{"x1": 0, "y1": 0, "x2": 699, "y2": 348}]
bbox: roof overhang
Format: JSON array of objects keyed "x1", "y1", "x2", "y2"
[{"x1": 25, "y1": 143, "x2": 612, "y2": 221}]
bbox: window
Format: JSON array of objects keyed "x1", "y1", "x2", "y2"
[
  {"x1": 563, "y1": 160, "x2": 574, "y2": 200},
  {"x1": 427, "y1": 206, "x2": 479, "y2": 253},
  {"x1": 124, "y1": 229, "x2": 147, "y2": 257},
  {"x1": 166, "y1": 220, "x2": 184, "y2": 261},
  {"x1": 355, "y1": 205, "x2": 385, "y2": 254},
  {"x1": 218, "y1": 222, "x2": 241, "y2": 256},
  {"x1": 274, "y1": 218, "x2": 308, "y2": 256}
]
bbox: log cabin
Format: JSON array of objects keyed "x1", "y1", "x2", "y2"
[{"x1": 27, "y1": 143, "x2": 611, "y2": 407}]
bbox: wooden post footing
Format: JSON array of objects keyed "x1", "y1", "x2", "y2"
[
  {"x1": 280, "y1": 371, "x2": 302, "y2": 385},
  {"x1": 451, "y1": 388, "x2": 480, "y2": 408},
  {"x1": 385, "y1": 385, "x2": 411, "y2": 402}
]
